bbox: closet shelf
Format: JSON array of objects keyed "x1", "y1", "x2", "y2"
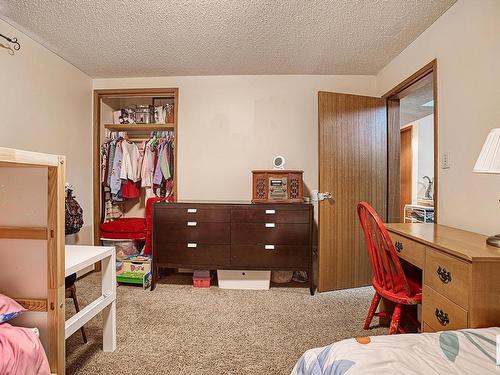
[{"x1": 104, "y1": 123, "x2": 175, "y2": 131}]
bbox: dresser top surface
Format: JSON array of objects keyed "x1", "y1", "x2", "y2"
[
  {"x1": 385, "y1": 223, "x2": 500, "y2": 261},
  {"x1": 154, "y1": 200, "x2": 312, "y2": 206}
]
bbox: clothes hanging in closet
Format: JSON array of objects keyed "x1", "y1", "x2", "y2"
[{"x1": 100, "y1": 131, "x2": 174, "y2": 222}]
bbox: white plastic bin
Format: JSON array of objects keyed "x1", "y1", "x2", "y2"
[{"x1": 217, "y1": 270, "x2": 271, "y2": 290}]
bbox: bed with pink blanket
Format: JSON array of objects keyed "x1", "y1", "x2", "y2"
[{"x1": 0, "y1": 323, "x2": 50, "y2": 375}]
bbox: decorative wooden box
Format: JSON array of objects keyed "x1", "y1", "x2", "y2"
[{"x1": 251, "y1": 170, "x2": 304, "y2": 203}]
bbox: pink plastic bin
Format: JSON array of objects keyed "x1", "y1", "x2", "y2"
[{"x1": 193, "y1": 270, "x2": 211, "y2": 288}]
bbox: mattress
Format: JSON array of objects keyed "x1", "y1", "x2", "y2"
[{"x1": 292, "y1": 327, "x2": 500, "y2": 374}]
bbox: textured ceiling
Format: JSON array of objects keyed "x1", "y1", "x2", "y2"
[{"x1": 0, "y1": 0, "x2": 456, "y2": 78}]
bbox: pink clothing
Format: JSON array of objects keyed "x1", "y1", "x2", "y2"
[{"x1": 0, "y1": 323, "x2": 50, "y2": 375}]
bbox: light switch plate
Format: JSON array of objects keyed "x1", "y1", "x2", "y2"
[{"x1": 441, "y1": 152, "x2": 450, "y2": 169}]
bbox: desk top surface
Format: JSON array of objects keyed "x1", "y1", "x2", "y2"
[
  {"x1": 385, "y1": 223, "x2": 500, "y2": 262},
  {"x1": 65, "y1": 245, "x2": 114, "y2": 276}
]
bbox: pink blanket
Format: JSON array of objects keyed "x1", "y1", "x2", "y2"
[{"x1": 0, "y1": 323, "x2": 50, "y2": 375}]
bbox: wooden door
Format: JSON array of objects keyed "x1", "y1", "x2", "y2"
[
  {"x1": 318, "y1": 92, "x2": 387, "y2": 292},
  {"x1": 400, "y1": 126, "x2": 413, "y2": 222}
]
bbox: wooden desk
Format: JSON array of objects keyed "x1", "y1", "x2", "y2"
[{"x1": 386, "y1": 223, "x2": 500, "y2": 332}]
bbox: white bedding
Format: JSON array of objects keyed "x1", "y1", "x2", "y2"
[{"x1": 292, "y1": 327, "x2": 500, "y2": 374}]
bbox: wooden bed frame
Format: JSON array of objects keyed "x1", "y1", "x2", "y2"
[{"x1": 0, "y1": 147, "x2": 65, "y2": 374}]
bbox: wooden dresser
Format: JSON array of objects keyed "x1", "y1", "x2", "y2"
[
  {"x1": 386, "y1": 223, "x2": 500, "y2": 332},
  {"x1": 152, "y1": 201, "x2": 314, "y2": 294}
]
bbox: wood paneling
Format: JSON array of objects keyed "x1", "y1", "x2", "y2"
[
  {"x1": 318, "y1": 92, "x2": 387, "y2": 291},
  {"x1": 0, "y1": 226, "x2": 47, "y2": 240},
  {"x1": 387, "y1": 99, "x2": 401, "y2": 223},
  {"x1": 400, "y1": 126, "x2": 413, "y2": 222}
]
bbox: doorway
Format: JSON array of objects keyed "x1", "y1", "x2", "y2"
[{"x1": 385, "y1": 60, "x2": 438, "y2": 224}]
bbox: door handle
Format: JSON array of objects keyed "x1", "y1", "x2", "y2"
[
  {"x1": 318, "y1": 192, "x2": 332, "y2": 201},
  {"x1": 394, "y1": 241, "x2": 403, "y2": 253}
]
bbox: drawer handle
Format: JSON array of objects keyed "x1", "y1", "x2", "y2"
[
  {"x1": 435, "y1": 308, "x2": 450, "y2": 326},
  {"x1": 437, "y1": 266, "x2": 452, "y2": 284},
  {"x1": 394, "y1": 241, "x2": 403, "y2": 253},
  {"x1": 265, "y1": 244, "x2": 275, "y2": 250},
  {"x1": 265, "y1": 209, "x2": 276, "y2": 215},
  {"x1": 265, "y1": 223, "x2": 276, "y2": 228},
  {"x1": 187, "y1": 221, "x2": 197, "y2": 226},
  {"x1": 187, "y1": 208, "x2": 197, "y2": 213},
  {"x1": 187, "y1": 243, "x2": 197, "y2": 248}
]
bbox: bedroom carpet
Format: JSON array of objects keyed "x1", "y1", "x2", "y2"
[{"x1": 66, "y1": 272, "x2": 388, "y2": 375}]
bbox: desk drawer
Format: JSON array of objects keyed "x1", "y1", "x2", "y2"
[
  {"x1": 232, "y1": 208, "x2": 310, "y2": 223},
  {"x1": 231, "y1": 223, "x2": 310, "y2": 245},
  {"x1": 389, "y1": 233, "x2": 425, "y2": 268},
  {"x1": 156, "y1": 222, "x2": 230, "y2": 244},
  {"x1": 157, "y1": 243, "x2": 230, "y2": 267},
  {"x1": 231, "y1": 244, "x2": 309, "y2": 268},
  {"x1": 423, "y1": 285, "x2": 468, "y2": 331},
  {"x1": 425, "y1": 248, "x2": 470, "y2": 309}
]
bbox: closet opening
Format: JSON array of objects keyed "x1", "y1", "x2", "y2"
[
  {"x1": 92, "y1": 88, "x2": 179, "y2": 246},
  {"x1": 385, "y1": 60, "x2": 438, "y2": 224}
]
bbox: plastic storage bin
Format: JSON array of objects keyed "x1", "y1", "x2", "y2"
[
  {"x1": 217, "y1": 270, "x2": 271, "y2": 290},
  {"x1": 193, "y1": 270, "x2": 211, "y2": 288}
]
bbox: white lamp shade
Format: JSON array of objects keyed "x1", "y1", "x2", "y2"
[{"x1": 473, "y1": 128, "x2": 500, "y2": 174}]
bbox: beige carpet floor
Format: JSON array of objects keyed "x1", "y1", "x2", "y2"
[{"x1": 66, "y1": 272, "x2": 387, "y2": 375}]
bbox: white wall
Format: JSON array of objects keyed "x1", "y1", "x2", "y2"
[
  {"x1": 0, "y1": 19, "x2": 93, "y2": 244},
  {"x1": 93, "y1": 75, "x2": 377, "y2": 204},
  {"x1": 377, "y1": 0, "x2": 500, "y2": 235}
]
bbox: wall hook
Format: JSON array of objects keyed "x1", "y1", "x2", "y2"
[{"x1": 0, "y1": 33, "x2": 20, "y2": 51}]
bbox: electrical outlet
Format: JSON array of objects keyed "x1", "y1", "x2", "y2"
[{"x1": 441, "y1": 152, "x2": 450, "y2": 169}]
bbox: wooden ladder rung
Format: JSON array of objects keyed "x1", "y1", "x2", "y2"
[
  {"x1": 14, "y1": 298, "x2": 48, "y2": 312},
  {"x1": 0, "y1": 226, "x2": 48, "y2": 240}
]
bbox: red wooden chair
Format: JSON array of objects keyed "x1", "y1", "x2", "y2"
[{"x1": 357, "y1": 202, "x2": 422, "y2": 334}]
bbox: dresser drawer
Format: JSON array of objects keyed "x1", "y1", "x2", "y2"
[
  {"x1": 231, "y1": 223, "x2": 310, "y2": 245},
  {"x1": 156, "y1": 243, "x2": 230, "y2": 267},
  {"x1": 154, "y1": 206, "x2": 230, "y2": 223},
  {"x1": 232, "y1": 207, "x2": 310, "y2": 223},
  {"x1": 423, "y1": 286, "x2": 468, "y2": 331},
  {"x1": 425, "y1": 248, "x2": 470, "y2": 309},
  {"x1": 231, "y1": 245, "x2": 309, "y2": 268},
  {"x1": 156, "y1": 222, "x2": 230, "y2": 244},
  {"x1": 389, "y1": 233, "x2": 425, "y2": 268}
]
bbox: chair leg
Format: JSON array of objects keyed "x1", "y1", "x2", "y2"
[
  {"x1": 364, "y1": 292, "x2": 381, "y2": 330},
  {"x1": 389, "y1": 303, "x2": 402, "y2": 334},
  {"x1": 70, "y1": 286, "x2": 88, "y2": 343}
]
